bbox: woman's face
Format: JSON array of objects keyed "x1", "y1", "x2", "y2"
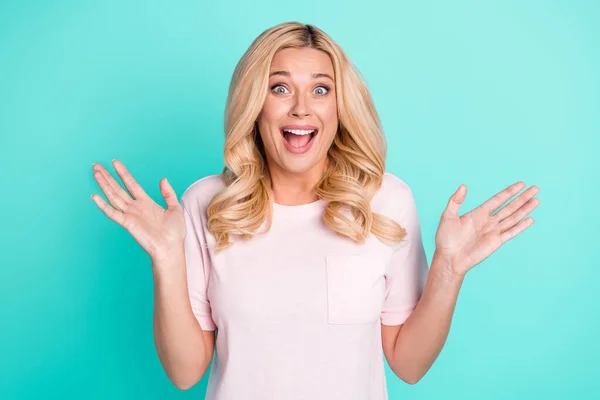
[{"x1": 257, "y1": 47, "x2": 338, "y2": 178}]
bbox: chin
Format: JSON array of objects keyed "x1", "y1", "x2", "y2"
[
  {"x1": 280, "y1": 160, "x2": 318, "y2": 174},
  {"x1": 277, "y1": 152, "x2": 326, "y2": 174}
]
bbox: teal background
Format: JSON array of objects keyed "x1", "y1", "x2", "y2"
[{"x1": 1, "y1": 0, "x2": 598, "y2": 398}]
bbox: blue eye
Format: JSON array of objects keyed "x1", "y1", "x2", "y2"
[
  {"x1": 314, "y1": 85, "x2": 330, "y2": 95},
  {"x1": 271, "y1": 84, "x2": 289, "y2": 94},
  {"x1": 270, "y1": 84, "x2": 331, "y2": 95}
]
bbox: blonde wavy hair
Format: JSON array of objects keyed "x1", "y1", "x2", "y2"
[{"x1": 206, "y1": 21, "x2": 407, "y2": 252}]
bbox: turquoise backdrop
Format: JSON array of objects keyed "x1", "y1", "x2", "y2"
[{"x1": 1, "y1": 0, "x2": 598, "y2": 399}]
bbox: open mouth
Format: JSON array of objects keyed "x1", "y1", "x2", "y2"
[{"x1": 280, "y1": 128, "x2": 318, "y2": 148}]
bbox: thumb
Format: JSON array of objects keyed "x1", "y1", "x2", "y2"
[
  {"x1": 160, "y1": 178, "x2": 180, "y2": 209},
  {"x1": 443, "y1": 184, "x2": 467, "y2": 218}
]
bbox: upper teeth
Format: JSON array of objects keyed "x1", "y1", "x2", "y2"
[{"x1": 283, "y1": 129, "x2": 315, "y2": 135}]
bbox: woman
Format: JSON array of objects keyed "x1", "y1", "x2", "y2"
[{"x1": 91, "y1": 22, "x2": 540, "y2": 399}]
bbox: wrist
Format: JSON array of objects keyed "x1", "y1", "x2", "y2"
[
  {"x1": 151, "y1": 243, "x2": 185, "y2": 272},
  {"x1": 154, "y1": 238, "x2": 184, "y2": 259},
  {"x1": 432, "y1": 250, "x2": 466, "y2": 281}
]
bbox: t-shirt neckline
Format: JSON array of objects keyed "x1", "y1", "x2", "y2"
[{"x1": 272, "y1": 198, "x2": 326, "y2": 217}]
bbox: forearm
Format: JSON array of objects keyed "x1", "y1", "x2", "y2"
[
  {"x1": 389, "y1": 250, "x2": 464, "y2": 383},
  {"x1": 152, "y1": 247, "x2": 210, "y2": 389}
]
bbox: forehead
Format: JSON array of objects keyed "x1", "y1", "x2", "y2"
[{"x1": 269, "y1": 47, "x2": 334, "y2": 76}]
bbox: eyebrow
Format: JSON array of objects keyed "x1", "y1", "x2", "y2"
[{"x1": 269, "y1": 70, "x2": 335, "y2": 82}]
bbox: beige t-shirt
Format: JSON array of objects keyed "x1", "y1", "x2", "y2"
[{"x1": 180, "y1": 172, "x2": 429, "y2": 400}]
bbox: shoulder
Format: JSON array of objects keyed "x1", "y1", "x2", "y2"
[
  {"x1": 180, "y1": 173, "x2": 226, "y2": 212},
  {"x1": 376, "y1": 171, "x2": 415, "y2": 203},
  {"x1": 381, "y1": 171, "x2": 413, "y2": 196},
  {"x1": 372, "y1": 172, "x2": 417, "y2": 220}
]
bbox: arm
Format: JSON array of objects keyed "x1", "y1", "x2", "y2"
[
  {"x1": 152, "y1": 247, "x2": 215, "y2": 390},
  {"x1": 382, "y1": 180, "x2": 538, "y2": 384},
  {"x1": 90, "y1": 161, "x2": 215, "y2": 389},
  {"x1": 381, "y1": 251, "x2": 463, "y2": 384}
]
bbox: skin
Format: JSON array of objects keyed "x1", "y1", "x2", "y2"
[
  {"x1": 257, "y1": 47, "x2": 338, "y2": 206},
  {"x1": 381, "y1": 182, "x2": 540, "y2": 383},
  {"x1": 91, "y1": 162, "x2": 215, "y2": 389},
  {"x1": 91, "y1": 47, "x2": 541, "y2": 387}
]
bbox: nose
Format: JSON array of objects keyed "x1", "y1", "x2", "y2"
[{"x1": 289, "y1": 92, "x2": 311, "y2": 117}]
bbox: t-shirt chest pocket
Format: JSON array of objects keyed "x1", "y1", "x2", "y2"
[{"x1": 325, "y1": 253, "x2": 386, "y2": 325}]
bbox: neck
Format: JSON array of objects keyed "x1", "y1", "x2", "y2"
[{"x1": 267, "y1": 158, "x2": 328, "y2": 206}]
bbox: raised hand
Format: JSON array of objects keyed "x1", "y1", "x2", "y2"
[
  {"x1": 91, "y1": 160, "x2": 186, "y2": 263},
  {"x1": 434, "y1": 181, "x2": 540, "y2": 277}
]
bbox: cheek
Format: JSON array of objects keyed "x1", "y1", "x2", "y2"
[
  {"x1": 261, "y1": 97, "x2": 288, "y2": 122},
  {"x1": 257, "y1": 100, "x2": 275, "y2": 141},
  {"x1": 315, "y1": 99, "x2": 338, "y2": 127}
]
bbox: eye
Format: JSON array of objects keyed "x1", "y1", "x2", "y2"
[
  {"x1": 314, "y1": 85, "x2": 330, "y2": 96},
  {"x1": 271, "y1": 84, "x2": 289, "y2": 94}
]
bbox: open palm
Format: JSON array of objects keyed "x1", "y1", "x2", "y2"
[
  {"x1": 435, "y1": 182, "x2": 540, "y2": 277},
  {"x1": 91, "y1": 160, "x2": 185, "y2": 262}
]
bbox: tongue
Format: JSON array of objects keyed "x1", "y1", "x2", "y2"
[{"x1": 284, "y1": 132, "x2": 312, "y2": 148}]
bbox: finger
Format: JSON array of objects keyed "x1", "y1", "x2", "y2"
[
  {"x1": 480, "y1": 181, "x2": 526, "y2": 215},
  {"x1": 500, "y1": 217, "x2": 534, "y2": 242},
  {"x1": 91, "y1": 193, "x2": 125, "y2": 226},
  {"x1": 92, "y1": 163, "x2": 132, "y2": 204},
  {"x1": 499, "y1": 196, "x2": 540, "y2": 231},
  {"x1": 443, "y1": 184, "x2": 466, "y2": 218},
  {"x1": 160, "y1": 178, "x2": 180, "y2": 209},
  {"x1": 494, "y1": 185, "x2": 540, "y2": 221},
  {"x1": 112, "y1": 159, "x2": 148, "y2": 200},
  {"x1": 93, "y1": 170, "x2": 128, "y2": 211}
]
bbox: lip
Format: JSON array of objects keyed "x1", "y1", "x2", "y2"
[
  {"x1": 279, "y1": 125, "x2": 319, "y2": 155},
  {"x1": 280, "y1": 124, "x2": 319, "y2": 131}
]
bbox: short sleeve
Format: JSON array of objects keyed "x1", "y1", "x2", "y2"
[
  {"x1": 181, "y1": 196, "x2": 217, "y2": 331},
  {"x1": 380, "y1": 185, "x2": 429, "y2": 326}
]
